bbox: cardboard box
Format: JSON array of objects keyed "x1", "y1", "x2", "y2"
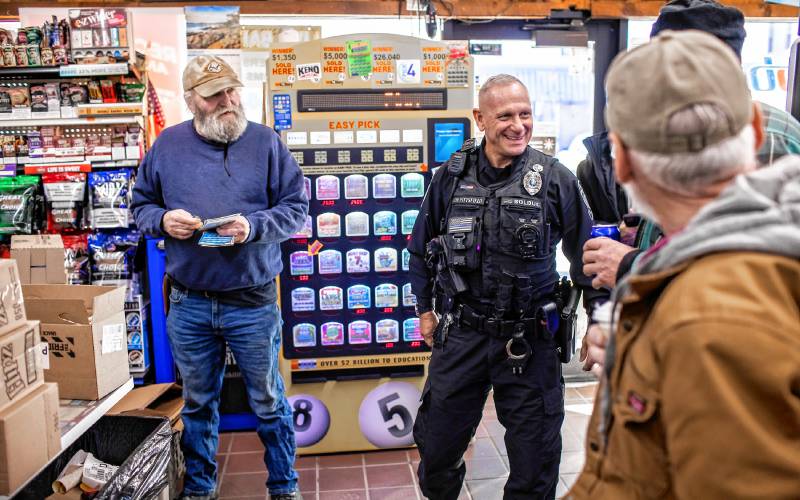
[
  {"x1": 0, "y1": 321, "x2": 45, "y2": 413},
  {"x1": 109, "y1": 382, "x2": 184, "y2": 430},
  {"x1": 23, "y1": 285, "x2": 130, "y2": 400},
  {"x1": 0, "y1": 383, "x2": 61, "y2": 495},
  {"x1": 0, "y1": 260, "x2": 26, "y2": 337},
  {"x1": 11, "y1": 235, "x2": 67, "y2": 285}
]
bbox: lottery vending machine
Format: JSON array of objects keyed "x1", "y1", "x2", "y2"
[{"x1": 267, "y1": 34, "x2": 474, "y2": 454}]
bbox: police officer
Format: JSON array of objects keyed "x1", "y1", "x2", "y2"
[{"x1": 409, "y1": 74, "x2": 606, "y2": 500}]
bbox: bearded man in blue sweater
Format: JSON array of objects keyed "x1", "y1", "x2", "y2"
[{"x1": 132, "y1": 55, "x2": 308, "y2": 500}]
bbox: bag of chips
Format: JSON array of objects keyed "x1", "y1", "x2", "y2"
[
  {"x1": 0, "y1": 175, "x2": 40, "y2": 234},
  {"x1": 62, "y1": 232, "x2": 90, "y2": 284},
  {"x1": 89, "y1": 169, "x2": 131, "y2": 228},
  {"x1": 88, "y1": 229, "x2": 140, "y2": 284},
  {"x1": 43, "y1": 172, "x2": 86, "y2": 232}
]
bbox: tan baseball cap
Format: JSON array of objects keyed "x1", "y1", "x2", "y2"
[
  {"x1": 605, "y1": 30, "x2": 752, "y2": 154},
  {"x1": 182, "y1": 55, "x2": 244, "y2": 98}
]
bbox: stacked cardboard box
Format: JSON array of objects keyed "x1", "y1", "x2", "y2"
[
  {"x1": 23, "y1": 284, "x2": 130, "y2": 400},
  {"x1": 10, "y1": 234, "x2": 67, "y2": 285},
  {"x1": 0, "y1": 259, "x2": 61, "y2": 495}
]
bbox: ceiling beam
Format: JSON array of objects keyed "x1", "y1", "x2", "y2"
[{"x1": 8, "y1": 0, "x2": 800, "y2": 18}]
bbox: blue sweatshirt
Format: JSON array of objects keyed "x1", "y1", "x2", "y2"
[{"x1": 132, "y1": 120, "x2": 308, "y2": 292}]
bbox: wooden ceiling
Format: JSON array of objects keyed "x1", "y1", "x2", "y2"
[{"x1": 5, "y1": 0, "x2": 799, "y2": 19}]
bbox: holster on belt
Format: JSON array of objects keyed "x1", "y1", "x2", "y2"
[
  {"x1": 162, "y1": 274, "x2": 173, "y2": 316},
  {"x1": 555, "y1": 277, "x2": 581, "y2": 363}
]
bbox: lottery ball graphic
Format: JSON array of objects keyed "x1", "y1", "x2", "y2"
[
  {"x1": 358, "y1": 382, "x2": 422, "y2": 448},
  {"x1": 288, "y1": 394, "x2": 330, "y2": 447}
]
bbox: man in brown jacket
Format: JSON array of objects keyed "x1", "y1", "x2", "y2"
[{"x1": 568, "y1": 30, "x2": 800, "y2": 499}]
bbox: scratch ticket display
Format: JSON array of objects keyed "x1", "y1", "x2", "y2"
[
  {"x1": 292, "y1": 215, "x2": 313, "y2": 239},
  {"x1": 374, "y1": 283, "x2": 399, "y2": 308},
  {"x1": 346, "y1": 248, "x2": 370, "y2": 273},
  {"x1": 376, "y1": 319, "x2": 400, "y2": 343},
  {"x1": 88, "y1": 170, "x2": 131, "y2": 229},
  {"x1": 316, "y1": 212, "x2": 341, "y2": 238},
  {"x1": 400, "y1": 173, "x2": 425, "y2": 198},
  {"x1": 373, "y1": 211, "x2": 397, "y2": 236},
  {"x1": 293, "y1": 323, "x2": 317, "y2": 348},
  {"x1": 315, "y1": 175, "x2": 340, "y2": 200},
  {"x1": 321, "y1": 322, "x2": 345, "y2": 346},
  {"x1": 347, "y1": 284, "x2": 371, "y2": 309},
  {"x1": 403, "y1": 318, "x2": 423, "y2": 342},
  {"x1": 374, "y1": 247, "x2": 398, "y2": 273},
  {"x1": 348, "y1": 321, "x2": 372, "y2": 344},
  {"x1": 318, "y1": 249, "x2": 342, "y2": 274},
  {"x1": 344, "y1": 174, "x2": 369, "y2": 199},
  {"x1": 290, "y1": 251, "x2": 314, "y2": 275},
  {"x1": 372, "y1": 174, "x2": 396, "y2": 199},
  {"x1": 319, "y1": 286, "x2": 344, "y2": 310},
  {"x1": 402, "y1": 283, "x2": 417, "y2": 307},
  {"x1": 304, "y1": 177, "x2": 312, "y2": 200},
  {"x1": 401, "y1": 248, "x2": 411, "y2": 271},
  {"x1": 401, "y1": 210, "x2": 418, "y2": 235},
  {"x1": 291, "y1": 287, "x2": 316, "y2": 312},
  {"x1": 345, "y1": 211, "x2": 369, "y2": 237}
]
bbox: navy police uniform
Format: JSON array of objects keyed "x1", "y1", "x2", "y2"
[{"x1": 409, "y1": 139, "x2": 606, "y2": 499}]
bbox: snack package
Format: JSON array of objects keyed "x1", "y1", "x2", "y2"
[
  {"x1": 0, "y1": 86, "x2": 11, "y2": 114},
  {"x1": 87, "y1": 80, "x2": 103, "y2": 103},
  {"x1": 63, "y1": 232, "x2": 91, "y2": 284},
  {"x1": 9, "y1": 84, "x2": 31, "y2": 108},
  {"x1": 88, "y1": 169, "x2": 131, "y2": 228},
  {"x1": 88, "y1": 228, "x2": 140, "y2": 283},
  {"x1": 30, "y1": 84, "x2": 48, "y2": 112},
  {"x1": 0, "y1": 175, "x2": 40, "y2": 234},
  {"x1": 43, "y1": 172, "x2": 87, "y2": 232}
]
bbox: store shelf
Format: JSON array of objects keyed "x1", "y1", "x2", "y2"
[
  {"x1": 0, "y1": 115, "x2": 141, "y2": 127},
  {"x1": 0, "y1": 66, "x2": 60, "y2": 77},
  {"x1": 59, "y1": 377, "x2": 135, "y2": 450},
  {"x1": 77, "y1": 102, "x2": 144, "y2": 117},
  {"x1": 0, "y1": 63, "x2": 130, "y2": 78}
]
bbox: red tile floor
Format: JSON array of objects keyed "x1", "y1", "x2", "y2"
[{"x1": 216, "y1": 382, "x2": 597, "y2": 499}]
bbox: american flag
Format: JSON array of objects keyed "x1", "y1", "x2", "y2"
[{"x1": 146, "y1": 81, "x2": 165, "y2": 146}]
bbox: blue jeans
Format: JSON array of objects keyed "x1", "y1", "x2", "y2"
[{"x1": 167, "y1": 288, "x2": 298, "y2": 496}]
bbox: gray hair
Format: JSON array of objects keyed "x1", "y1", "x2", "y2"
[
  {"x1": 479, "y1": 74, "x2": 528, "y2": 103},
  {"x1": 627, "y1": 103, "x2": 756, "y2": 197}
]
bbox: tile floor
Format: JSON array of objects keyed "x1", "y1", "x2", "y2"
[{"x1": 216, "y1": 382, "x2": 597, "y2": 499}]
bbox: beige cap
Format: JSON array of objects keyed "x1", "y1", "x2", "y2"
[
  {"x1": 182, "y1": 55, "x2": 243, "y2": 98},
  {"x1": 605, "y1": 30, "x2": 752, "y2": 154}
]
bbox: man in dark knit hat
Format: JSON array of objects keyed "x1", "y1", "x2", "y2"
[{"x1": 578, "y1": 0, "x2": 800, "y2": 322}]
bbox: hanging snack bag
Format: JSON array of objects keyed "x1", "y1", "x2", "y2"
[
  {"x1": 43, "y1": 172, "x2": 86, "y2": 232},
  {"x1": 0, "y1": 175, "x2": 39, "y2": 234},
  {"x1": 63, "y1": 232, "x2": 90, "y2": 284},
  {"x1": 88, "y1": 229, "x2": 140, "y2": 283},
  {"x1": 88, "y1": 169, "x2": 131, "y2": 228}
]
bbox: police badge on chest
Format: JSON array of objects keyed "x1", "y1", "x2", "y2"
[{"x1": 523, "y1": 164, "x2": 544, "y2": 196}]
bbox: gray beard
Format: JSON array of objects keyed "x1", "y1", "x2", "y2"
[{"x1": 194, "y1": 103, "x2": 248, "y2": 143}]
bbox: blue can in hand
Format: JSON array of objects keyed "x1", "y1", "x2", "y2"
[{"x1": 591, "y1": 224, "x2": 621, "y2": 241}]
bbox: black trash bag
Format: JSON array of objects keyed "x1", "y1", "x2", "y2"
[{"x1": 14, "y1": 415, "x2": 173, "y2": 500}]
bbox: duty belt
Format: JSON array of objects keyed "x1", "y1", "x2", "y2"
[{"x1": 454, "y1": 302, "x2": 540, "y2": 339}]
